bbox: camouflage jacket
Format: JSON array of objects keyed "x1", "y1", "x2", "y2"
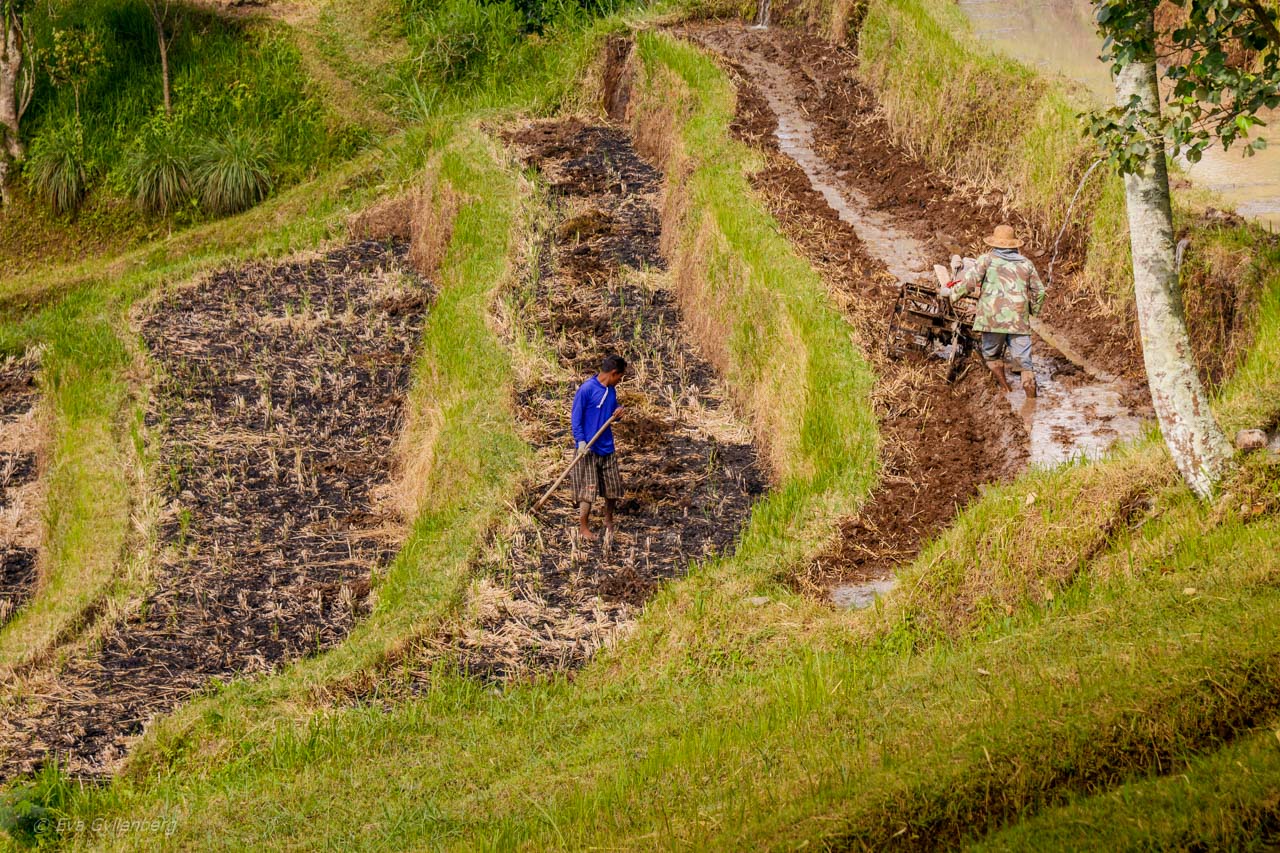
[{"x1": 949, "y1": 251, "x2": 1046, "y2": 334}]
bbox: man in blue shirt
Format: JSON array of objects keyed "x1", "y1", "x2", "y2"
[{"x1": 569, "y1": 354, "x2": 626, "y2": 540}]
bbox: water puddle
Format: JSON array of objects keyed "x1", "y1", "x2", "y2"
[
  {"x1": 830, "y1": 577, "x2": 898, "y2": 608},
  {"x1": 1009, "y1": 363, "x2": 1144, "y2": 467},
  {"x1": 958, "y1": 0, "x2": 1280, "y2": 230}
]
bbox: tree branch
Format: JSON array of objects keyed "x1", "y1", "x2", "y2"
[{"x1": 1239, "y1": 0, "x2": 1280, "y2": 49}]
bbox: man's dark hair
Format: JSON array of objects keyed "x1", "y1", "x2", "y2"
[{"x1": 601, "y1": 354, "x2": 627, "y2": 374}]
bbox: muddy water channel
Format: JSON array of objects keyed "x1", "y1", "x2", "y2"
[
  {"x1": 773, "y1": 52, "x2": 1136, "y2": 465},
  {"x1": 960, "y1": 0, "x2": 1280, "y2": 229},
  {"x1": 710, "y1": 26, "x2": 1142, "y2": 469},
  {"x1": 687, "y1": 24, "x2": 1147, "y2": 609}
]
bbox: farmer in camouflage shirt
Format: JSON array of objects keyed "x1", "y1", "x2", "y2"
[{"x1": 946, "y1": 224, "x2": 1046, "y2": 397}]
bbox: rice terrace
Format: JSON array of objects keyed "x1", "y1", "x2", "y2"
[{"x1": 0, "y1": 0, "x2": 1279, "y2": 848}]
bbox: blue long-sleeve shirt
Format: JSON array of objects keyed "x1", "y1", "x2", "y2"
[{"x1": 571, "y1": 376, "x2": 618, "y2": 455}]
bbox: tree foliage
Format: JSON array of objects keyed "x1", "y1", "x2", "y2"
[
  {"x1": 1087, "y1": 0, "x2": 1280, "y2": 172},
  {"x1": 48, "y1": 25, "x2": 105, "y2": 117}
]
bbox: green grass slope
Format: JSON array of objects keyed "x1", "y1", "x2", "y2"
[
  {"x1": 2, "y1": 0, "x2": 1279, "y2": 849},
  {"x1": 0, "y1": 25, "x2": 1272, "y2": 851}
]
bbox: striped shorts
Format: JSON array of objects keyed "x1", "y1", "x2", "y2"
[{"x1": 569, "y1": 451, "x2": 623, "y2": 504}]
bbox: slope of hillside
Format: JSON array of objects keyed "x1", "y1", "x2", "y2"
[{"x1": 1, "y1": 0, "x2": 1278, "y2": 849}]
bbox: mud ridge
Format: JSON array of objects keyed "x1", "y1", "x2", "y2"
[
  {"x1": 0, "y1": 355, "x2": 42, "y2": 628},
  {"x1": 406, "y1": 120, "x2": 765, "y2": 683},
  {"x1": 0, "y1": 241, "x2": 429, "y2": 780}
]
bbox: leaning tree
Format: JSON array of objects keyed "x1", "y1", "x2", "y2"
[{"x1": 1088, "y1": 0, "x2": 1280, "y2": 498}]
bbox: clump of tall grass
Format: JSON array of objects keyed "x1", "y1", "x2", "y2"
[
  {"x1": 403, "y1": 0, "x2": 526, "y2": 84},
  {"x1": 191, "y1": 130, "x2": 274, "y2": 216},
  {"x1": 15, "y1": 0, "x2": 352, "y2": 226},
  {"x1": 27, "y1": 118, "x2": 89, "y2": 215},
  {"x1": 122, "y1": 123, "x2": 191, "y2": 216},
  {"x1": 0, "y1": 763, "x2": 73, "y2": 847}
]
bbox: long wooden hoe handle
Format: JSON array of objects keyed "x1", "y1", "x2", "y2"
[{"x1": 532, "y1": 410, "x2": 621, "y2": 511}]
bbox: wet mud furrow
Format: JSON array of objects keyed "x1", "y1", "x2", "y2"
[
  {"x1": 719, "y1": 24, "x2": 1145, "y2": 385},
  {"x1": 0, "y1": 356, "x2": 42, "y2": 627},
  {"x1": 684, "y1": 25, "x2": 1030, "y2": 595},
  {"x1": 733, "y1": 26, "x2": 1148, "y2": 468},
  {"x1": 684, "y1": 24, "x2": 1148, "y2": 600},
  {"x1": 0, "y1": 242, "x2": 429, "y2": 779},
  {"x1": 430, "y1": 120, "x2": 764, "y2": 681}
]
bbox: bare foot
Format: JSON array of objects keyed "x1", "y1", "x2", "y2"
[{"x1": 578, "y1": 527, "x2": 598, "y2": 542}]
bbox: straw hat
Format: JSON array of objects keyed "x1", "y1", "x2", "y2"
[{"x1": 983, "y1": 224, "x2": 1023, "y2": 249}]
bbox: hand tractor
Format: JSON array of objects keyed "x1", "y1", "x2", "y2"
[{"x1": 885, "y1": 258, "x2": 980, "y2": 382}]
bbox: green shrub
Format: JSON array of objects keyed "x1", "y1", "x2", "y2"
[
  {"x1": 27, "y1": 118, "x2": 89, "y2": 215},
  {"x1": 403, "y1": 0, "x2": 527, "y2": 84},
  {"x1": 191, "y1": 130, "x2": 274, "y2": 216},
  {"x1": 122, "y1": 123, "x2": 191, "y2": 216},
  {"x1": 0, "y1": 764, "x2": 73, "y2": 847},
  {"x1": 19, "y1": 1, "x2": 354, "y2": 222}
]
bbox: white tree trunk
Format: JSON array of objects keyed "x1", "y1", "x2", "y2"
[
  {"x1": 0, "y1": 8, "x2": 25, "y2": 157},
  {"x1": 1114, "y1": 33, "x2": 1234, "y2": 498},
  {"x1": 0, "y1": 3, "x2": 29, "y2": 206}
]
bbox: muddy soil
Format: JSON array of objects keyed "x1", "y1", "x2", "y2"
[
  {"x1": 0, "y1": 355, "x2": 41, "y2": 627},
  {"x1": 426, "y1": 120, "x2": 764, "y2": 681},
  {"x1": 690, "y1": 24, "x2": 1148, "y2": 388},
  {"x1": 0, "y1": 242, "x2": 428, "y2": 780},
  {"x1": 680, "y1": 25, "x2": 1065, "y2": 594},
  {"x1": 686, "y1": 24, "x2": 1151, "y2": 595}
]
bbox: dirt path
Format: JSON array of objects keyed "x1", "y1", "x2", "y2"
[
  {"x1": 680, "y1": 24, "x2": 1147, "y2": 600},
  {"x1": 0, "y1": 242, "x2": 428, "y2": 780},
  {"x1": 404, "y1": 120, "x2": 764, "y2": 682},
  {"x1": 196, "y1": 0, "x2": 403, "y2": 134},
  {"x1": 0, "y1": 356, "x2": 42, "y2": 628}
]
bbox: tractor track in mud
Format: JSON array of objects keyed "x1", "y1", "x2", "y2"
[
  {"x1": 405, "y1": 119, "x2": 764, "y2": 683},
  {"x1": 0, "y1": 241, "x2": 429, "y2": 781}
]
